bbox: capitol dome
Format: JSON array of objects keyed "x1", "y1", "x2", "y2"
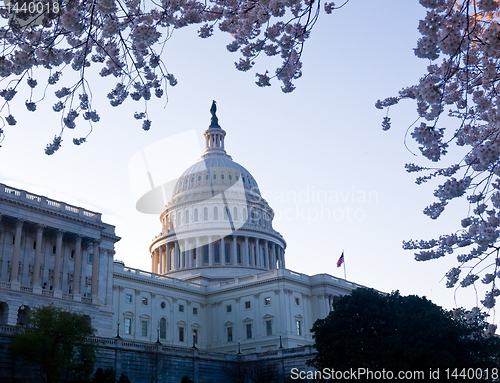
[{"x1": 149, "y1": 102, "x2": 286, "y2": 281}]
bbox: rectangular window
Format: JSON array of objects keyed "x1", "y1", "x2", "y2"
[
  {"x1": 193, "y1": 307, "x2": 198, "y2": 315},
  {"x1": 32, "y1": 240, "x2": 36, "y2": 250},
  {"x1": 179, "y1": 304, "x2": 184, "y2": 313},
  {"x1": 296, "y1": 320, "x2": 302, "y2": 336},
  {"x1": 193, "y1": 329, "x2": 198, "y2": 345},
  {"x1": 266, "y1": 320, "x2": 272, "y2": 336},
  {"x1": 124, "y1": 318, "x2": 131, "y2": 335},
  {"x1": 245, "y1": 301, "x2": 251, "y2": 309},
  {"x1": 52, "y1": 244, "x2": 56, "y2": 254},
  {"x1": 142, "y1": 297, "x2": 148, "y2": 306},
  {"x1": 88, "y1": 253, "x2": 93, "y2": 263},
  {"x1": 141, "y1": 320, "x2": 148, "y2": 337},
  {"x1": 179, "y1": 327, "x2": 185, "y2": 342},
  {"x1": 264, "y1": 297, "x2": 271, "y2": 306},
  {"x1": 125, "y1": 294, "x2": 132, "y2": 303},
  {"x1": 295, "y1": 297, "x2": 300, "y2": 306},
  {"x1": 226, "y1": 305, "x2": 232, "y2": 313},
  {"x1": 70, "y1": 250, "x2": 75, "y2": 259},
  {"x1": 246, "y1": 323, "x2": 252, "y2": 339},
  {"x1": 227, "y1": 327, "x2": 233, "y2": 342}
]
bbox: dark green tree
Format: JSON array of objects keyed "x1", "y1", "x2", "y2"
[
  {"x1": 9, "y1": 304, "x2": 96, "y2": 383},
  {"x1": 309, "y1": 288, "x2": 500, "y2": 381},
  {"x1": 117, "y1": 373, "x2": 131, "y2": 383},
  {"x1": 92, "y1": 368, "x2": 117, "y2": 383}
]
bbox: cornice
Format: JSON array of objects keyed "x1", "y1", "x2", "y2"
[
  {"x1": 113, "y1": 272, "x2": 207, "y2": 297},
  {"x1": 0, "y1": 197, "x2": 108, "y2": 231}
]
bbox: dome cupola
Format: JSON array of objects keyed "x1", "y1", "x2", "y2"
[{"x1": 149, "y1": 102, "x2": 286, "y2": 281}]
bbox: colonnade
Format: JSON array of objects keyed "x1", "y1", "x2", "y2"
[
  {"x1": 0, "y1": 214, "x2": 107, "y2": 300},
  {"x1": 151, "y1": 235, "x2": 285, "y2": 274}
]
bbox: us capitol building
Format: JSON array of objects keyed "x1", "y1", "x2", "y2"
[{"x1": 0, "y1": 104, "x2": 363, "y2": 373}]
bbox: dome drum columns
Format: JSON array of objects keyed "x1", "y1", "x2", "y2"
[{"x1": 150, "y1": 235, "x2": 286, "y2": 274}]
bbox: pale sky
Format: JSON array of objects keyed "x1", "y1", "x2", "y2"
[{"x1": 1, "y1": 1, "x2": 490, "y2": 320}]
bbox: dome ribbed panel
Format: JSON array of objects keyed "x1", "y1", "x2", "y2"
[{"x1": 172, "y1": 156, "x2": 260, "y2": 198}]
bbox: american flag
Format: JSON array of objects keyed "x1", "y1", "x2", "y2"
[{"x1": 337, "y1": 252, "x2": 344, "y2": 268}]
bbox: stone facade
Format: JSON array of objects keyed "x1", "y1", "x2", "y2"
[
  {"x1": 0, "y1": 104, "x2": 364, "y2": 380},
  {"x1": 0, "y1": 183, "x2": 120, "y2": 337},
  {"x1": 0, "y1": 329, "x2": 316, "y2": 383}
]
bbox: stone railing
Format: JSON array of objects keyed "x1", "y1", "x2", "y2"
[
  {"x1": 115, "y1": 264, "x2": 205, "y2": 291},
  {"x1": 0, "y1": 183, "x2": 101, "y2": 222}
]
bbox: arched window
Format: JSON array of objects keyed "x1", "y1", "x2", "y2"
[
  {"x1": 185, "y1": 210, "x2": 189, "y2": 224},
  {"x1": 205, "y1": 174, "x2": 209, "y2": 181},
  {"x1": 233, "y1": 207, "x2": 238, "y2": 221},
  {"x1": 159, "y1": 318, "x2": 167, "y2": 339},
  {"x1": 214, "y1": 207, "x2": 218, "y2": 220},
  {"x1": 198, "y1": 175, "x2": 201, "y2": 182},
  {"x1": 214, "y1": 242, "x2": 220, "y2": 263},
  {"x1": 213, "y1": 173, "x2": 217, "y2": 180},
  {"x1": 225, "y1": 243, "x2": 231, "y2": 264},
  {"x1": 229, "y1": 174, "x2": 232, "y2": 181},
  {"x1": 194, "y1": 208, "x2": 199, "y2": 222},
  {"x1": 204, "y1": 207, "x2": 208, "y2": 221},
  {"x1": 224, "y1": 207, "x2": 229, "y2": 220},
  {"x1": 237, "y1": 243, "x2": 241, "y2": 264},
  {"x1": 221, "y1": 173, "x2": 225, "y2": 180},
  {"x1": 243, "y1": 208, "x2": 247, "y2": 221},
  {"x1": 177, "y1": 212, "x2": 181, "y2": 226}
]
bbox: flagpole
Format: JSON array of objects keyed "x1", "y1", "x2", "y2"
[{"x1": 343, "y1": 249, "x2": 346, "y2": 281}]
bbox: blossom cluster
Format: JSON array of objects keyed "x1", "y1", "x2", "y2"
[
  {"x1": 0, "y1": 0, "x2": 328, "y2": 151},
  {"x1": 377, "y1": 0, "x2": 500, "y2": 310}
]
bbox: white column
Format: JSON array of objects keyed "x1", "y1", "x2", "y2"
[
  {"x1": 72, "y1": 235, "x2": 82, "y2": 294},
  {"x1": 166, "y1": 243, "x2": 171, "y2": 272},
  {"x1": 250, "y1": 239, "x2": 255, "y2": 267},
  {"x1": 174, "y1": 242, "x2": 179, "y2": 270},
  {"x1": 10, "y1": 219, "x2": 24, "y2": 283},
  {"x1": 264, "y1": 240, "x2": 269, "y2": 269},
  {"x1": 91, "y1": 241, "x2": 100, "y2": 298},
  {"x1": 152, "y1": 249, "x2": 158, "y2": 274},
  {"x1": 244, "y1": 236, "x2": 249, "y2": 267},
  {"x1": 160, "y1": 246, "x2": 164, "y2": 274},
  {"x1": 32, "y1": 224, "x2": 45, "y2": 287},
  {"x1": 220, "y1": 237, "x2": 225, "y2": 265},
  {"x1": 232, "y1": 236, "x2": 237, "y2": 266},
  {"x1": 255, "y1": 238, "x2": 260, "y2": 268},
  {"x1": 273, "y1": 242, "x2": 278, "y2": 269},
  {"x1": 181, "y1": 240, "x2": 186, "y2": 268},
  {"x1": 196, "y1": 237, "x2": 202, "y2": 267},
  {"x1": 208, "y1": 236, "x2": 214, "y2": 266},
  {"x1": 53, "y1": 229, "x2": 65, "y2": 291}
]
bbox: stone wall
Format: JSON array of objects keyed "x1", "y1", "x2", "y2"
[{"x1": 0, "y1": 329, "x2": 315, "y2": 383}]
